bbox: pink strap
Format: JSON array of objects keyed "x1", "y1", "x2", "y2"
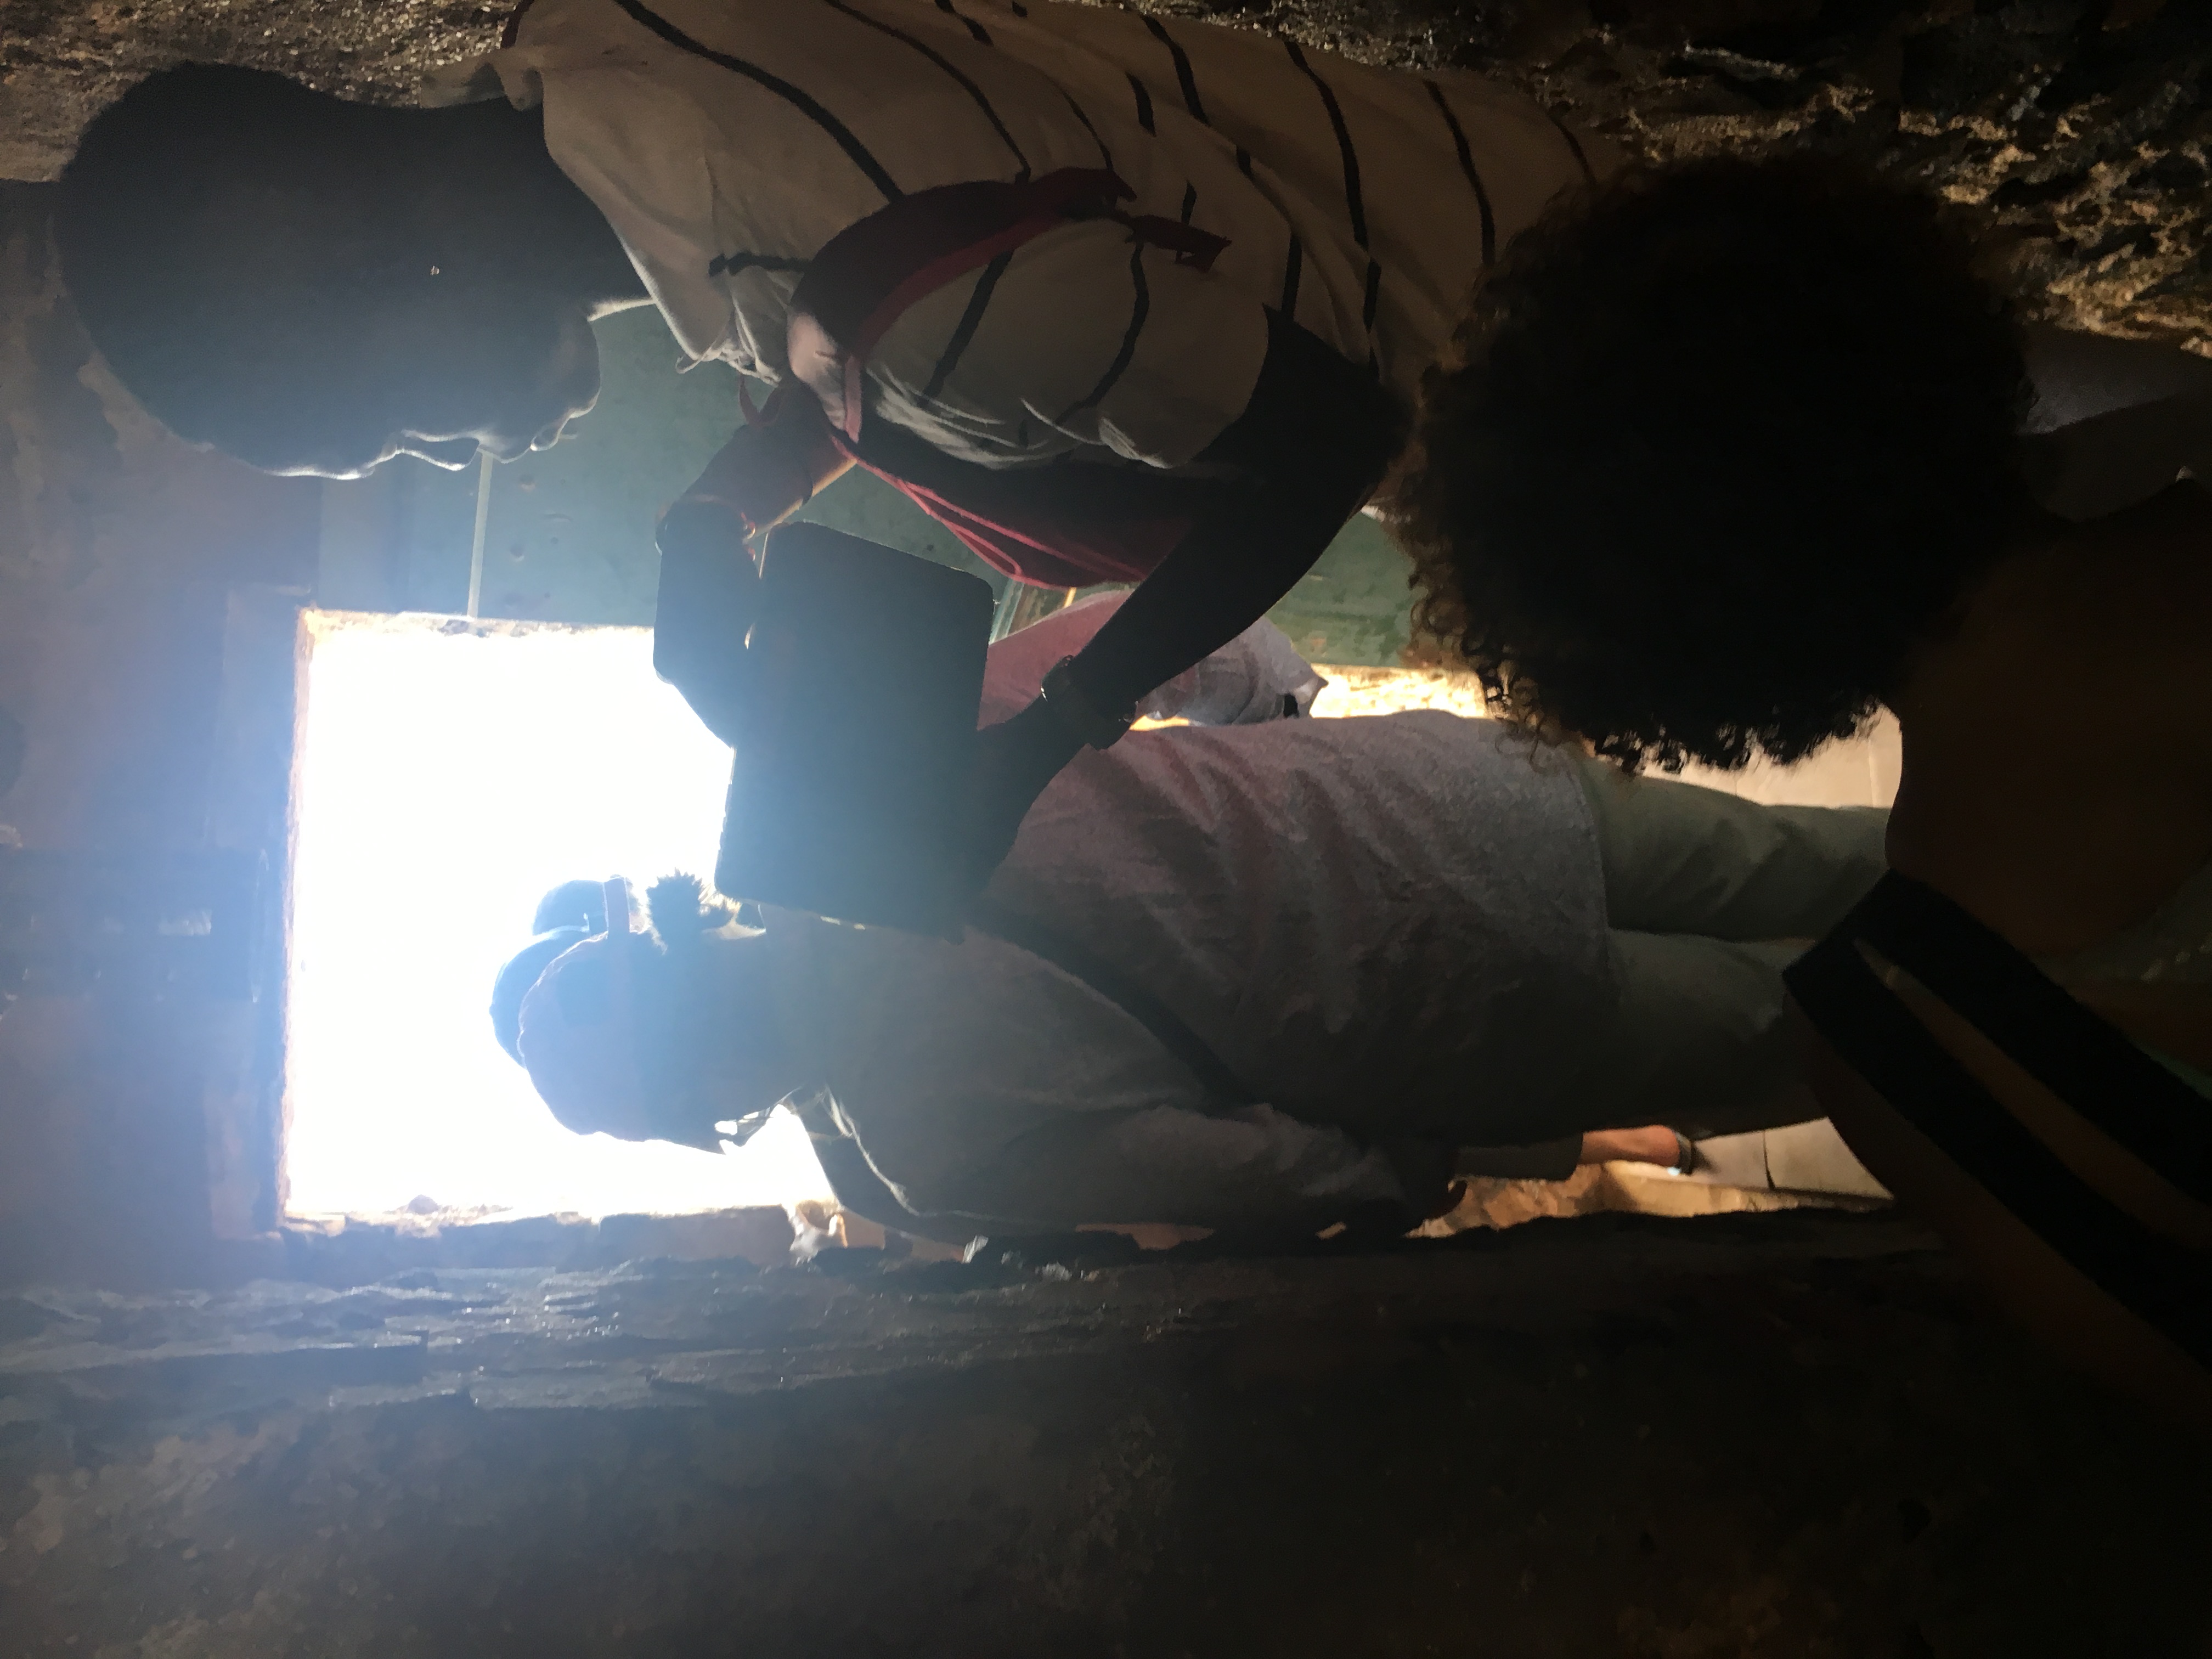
[
  {"x1": 795, "y1": 168, "x2": 1234, "y2": 443},
  {"x1": 838, "y1": 208, "x2": 1079, "y2": 441}
]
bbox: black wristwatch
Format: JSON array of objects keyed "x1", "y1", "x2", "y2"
[{"x1": 1039, "y1": 656, "x2": 1137, "y2": 749}]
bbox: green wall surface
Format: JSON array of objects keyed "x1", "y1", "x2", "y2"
[{"x1": 321, "y1": 308, "x2": 1415, "y2": 665}]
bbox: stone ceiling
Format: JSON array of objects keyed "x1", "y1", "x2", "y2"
[{"x1": 1, "y1": 0, "x2": 2207, "y2": 342}]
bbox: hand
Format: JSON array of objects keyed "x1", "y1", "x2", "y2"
[
  {"x1": 960, "y1": 696, "x2": 1088, "y2": 887},
  {"x1": 684, "y1": 400, "x2": 851, "y2": 535}
]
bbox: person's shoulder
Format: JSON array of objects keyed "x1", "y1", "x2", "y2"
[{"x1": 2009, "y1": 505, "x2": 2212, "y2": 751}]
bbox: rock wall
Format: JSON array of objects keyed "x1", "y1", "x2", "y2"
[
  {"x1": 2, "y1": 0, "x2": 2207, "y2": 342},
  {"x1": 0, "y1": 183, "x2": 318, "y2": 1287},
  {"x1": 3, "y1": 1215, "x2": 2208, "y2": 1658}
]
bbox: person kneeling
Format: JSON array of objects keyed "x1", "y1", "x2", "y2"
[{"x1": 501, "y1": 598, "x2": 1887, "y2": 1241}]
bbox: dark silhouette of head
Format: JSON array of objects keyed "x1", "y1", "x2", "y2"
[
  {"x1": 488, "y1": 880, "x2": 611, "y2": 1063},
  {"x1": 1395, "y1": 154, "x2": 2033, "y2": 772},
  {"x1": 56, "y1": 64, "x2": 633, "y2": 476},
  {"x1": 508, "y1": 873, "x2": 779, "y2": 1150}
]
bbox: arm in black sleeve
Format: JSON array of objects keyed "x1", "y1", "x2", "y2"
[
  {"x1": 1065, "y1": 309, "x2": 1409, "y2": 716},
  {"x1": 958, "y1": 314, "x2": 1406, "y2": 885}
]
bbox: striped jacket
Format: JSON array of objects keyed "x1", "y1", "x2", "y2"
[{"x1": 427, "y1": 0, "x2": 1607, "y2": 473}]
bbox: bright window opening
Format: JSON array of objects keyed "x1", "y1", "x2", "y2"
[{"x1": 284, "y1": 611, "x2": 832, "y2": 1220}]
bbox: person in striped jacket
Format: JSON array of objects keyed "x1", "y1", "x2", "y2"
[{"x1": 54, "y1": 0, "x2": 1611, "y2": 871}]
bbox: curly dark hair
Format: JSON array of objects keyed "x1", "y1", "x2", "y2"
[{"x1": 1394, "y1": 154, "x2": 2034, "y2": 772}]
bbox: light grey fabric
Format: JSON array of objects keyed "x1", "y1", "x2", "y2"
[
  {"x1": 981, "y1": 715, "x2": 1612, "y2": 1140},
  {"x1": 1575, "y1": 758, "x2": 1891, "y2": 940},
  {"x1": 1551, "y1": 759, "x2": 1892, "y2": 1141},
  {"x1": 1582, "y1": 932, "x2": 1814, "y2": 1138},
  {"x1": 771, "y1": 740, "x2": 1895, "y2": 1225},
  {"x1": 771, "y1": 712, "x2": 1612, "y2": 1232}
]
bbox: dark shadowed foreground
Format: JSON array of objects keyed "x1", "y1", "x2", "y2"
[{"x1": 3, "y1": 1213, "x2": 2206, "y2": 1658}]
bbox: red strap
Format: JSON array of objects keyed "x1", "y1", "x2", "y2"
[
  {"x1": 791, "y1": 167, "x2": 1234, "y2": 443},
  {"x1": 839, "y1": 208, "x2": 1084, "y2": 441},
  {"x1": 834, "y1": 207, "x2": 1226, "y2": 439},
  {"x1": 845, "y1": 205, "x2": 1230, "y2": 388}
]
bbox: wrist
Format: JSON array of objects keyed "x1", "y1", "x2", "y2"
[{"x1": 1038, "y1": 656, "x2": 1136, "y2": 750}]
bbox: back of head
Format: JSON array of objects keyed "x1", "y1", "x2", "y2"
[
  {"x1": 515, "y1": 874, "x2": 746, "y2": 1148},
  {"x1": 489, "y1": 881, "x2": 618, "y2": 1061},
  {"x1": 57, "y1": 64, "x2": 420, "y2": 470},
  {"x1": 1397, "y1": 154, "x2": 2032, "y2": 772},
  {"x1": 490, "y1": 927, "x2": 590, "y2": 1064},
  {"x1": 531, "y1": 878, "x2": 609, "y2": 938}
]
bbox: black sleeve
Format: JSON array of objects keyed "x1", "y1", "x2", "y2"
[{"x1": 1063, "y1": 310, "x2": 1409, "y2": 714}]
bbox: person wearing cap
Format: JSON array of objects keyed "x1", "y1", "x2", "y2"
[
  {"x1": 1388, "y1": 154, "x2": 2212, "y2": 1429},
  {"x1": 52, "y1": 2, "x2": 1615, "y2": 872},
  {"x1": 498, "y1": 595, "x2": 1888, "y2": 1240},
  {"x1": 489, "y1": 880, "x2": 617, "y2": 1064}
]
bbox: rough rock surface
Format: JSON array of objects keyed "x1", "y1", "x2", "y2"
[
  {"x1": 4, "y1": 1213, "x2": 2208, "y2": 1657},
  {"x1": 2, "y1": 0, "x2": 2207, "y2": 343}
]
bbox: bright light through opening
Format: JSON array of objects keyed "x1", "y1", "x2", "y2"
[{"x1": 285, "y1": 612, "x2": 832, "y2": 1220}]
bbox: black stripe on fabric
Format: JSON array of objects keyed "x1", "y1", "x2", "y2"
[
  {"x1": 1282, "y1": 37, "x2": 1367, "y2": 248},
  {"x1": 1235, "y1": 144, "x2": 1254, "y2": 177},
  {"x1": 1058, "y1": 88, "x2": 1113, "y2": 168},
  {"x1": 921, "y1": 250, "x2": 1012, "y2": 401},
  {"x1": 1178, "y1": 182, "x2": 1197, "y2": 225},
  {"x1": 707, "y1": 251, "x2": 812, "y2": 279},
  {"x1": 606, "y1": 0, "x2": 901, "y2": 200},
  {"x1": 1141, "y1": 14, "x2": 1209, "y2": 124},
  {"x1": 1127, "y1": 71, "x2": 1155, "y2": 133},
  {"x1": 819, "y1": 0, "x2": 1028, "y2": 178},
  {"x1": 1850, "y1": 874, "x2": 2212, "y2": 1203},
  {"x1": 932, "y1": 1, "x2": 1105, "y2": 171},
  {"x1": 1056, "y1": 240, "x2": 1150, "y2": 424},
  {"x1": 934, "y1": 0, "x2": 992, "y2": 44},
  {"x1": 1361, "y1": 258, "x2": 1381, "y2": 331},
  {"x1": 1424, "y1": 78, "x2": 1494, "y2": 266},
  {"x1": 1278, "y1": 233, "x2": 1302, "y2": 318},
  {"x1": 1788, "y1": 933, "x2": 2212, "y2": 1364},
  {"x1": 1544, "y1": 106, "x2": 1596, "y2": 184}
]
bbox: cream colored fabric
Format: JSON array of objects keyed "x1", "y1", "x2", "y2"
[
  {"x1": 1688, "y1": 1121, "x2": 1890, "y2": 1200},
  {"x1": 425, "y1": 0, "x2": 1607, "y2": 470}
]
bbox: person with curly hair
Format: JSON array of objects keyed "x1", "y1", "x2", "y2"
[{"x1": 1395, "y1": 153, "x2": 2212, "y2": 1433}]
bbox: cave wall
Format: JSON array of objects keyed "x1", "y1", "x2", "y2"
[{"x1": 0, "y1": 183, "x2": 318, "y2": 1288}]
